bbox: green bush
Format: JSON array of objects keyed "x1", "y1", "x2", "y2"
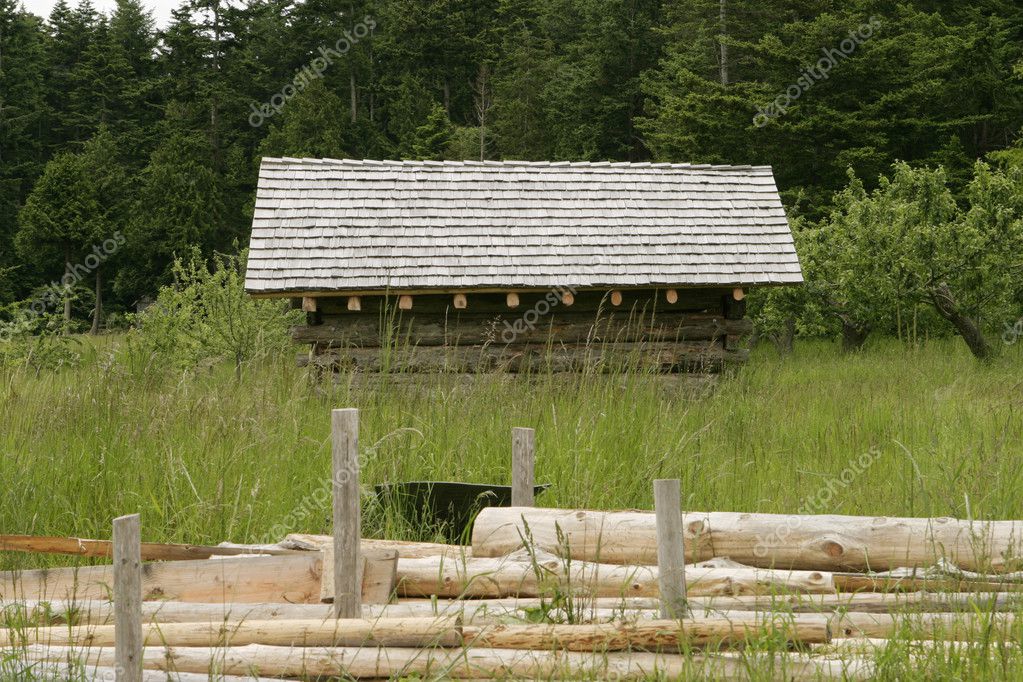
[
  {"x1": 125, "y1": 250, "x2": 303, "y2": 376},
  {"x1": 0, "y1": 304, "x2": 82, "y2": 372}
]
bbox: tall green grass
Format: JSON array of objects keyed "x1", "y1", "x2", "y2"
[
  {"x1": 1, "y1": 338, "x2": 1023, "y2": 679},
  {"x1": 2, "y1": 336, "x2": 1020, "y2": 569}
]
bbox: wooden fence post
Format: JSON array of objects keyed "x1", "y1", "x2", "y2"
[
  {"x1": 332, "y1": 408, "x2": 361, "y2": 618},
  {"x1": 653, "y1": 479, "x2": 689, "y2": 619},
  {"x1": 511, "y1": 427, "x2": 535, "y2": 507},
  {"x1": 113, "y1": 514, "x2": 142, "y2": 682}
]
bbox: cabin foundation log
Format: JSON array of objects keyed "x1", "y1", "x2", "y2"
[{"x1": 299, "y1": 342, "x2": 747, "y2": 374}]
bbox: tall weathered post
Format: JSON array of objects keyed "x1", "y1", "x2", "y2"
[
  {"x1": 113, "y1": 513, "x2": 142, "y2": 682},
  {"x1": 653, "y1": 479, "x2": 689, "y2": 619},
  {"x1": 511, "y1": 427, "x2": 536, "y2": 507},
  {"x1": 332, "y1": 408, "x2": 361, "y2": 618}
]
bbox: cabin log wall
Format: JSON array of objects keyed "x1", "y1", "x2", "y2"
[{"x1": 292, "y1": 288, "x2": 749, "y2": 374}]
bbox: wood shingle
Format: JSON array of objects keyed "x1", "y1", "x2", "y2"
[{"x1": 244, "y1": 158, "x2": 803, "y2": 294}]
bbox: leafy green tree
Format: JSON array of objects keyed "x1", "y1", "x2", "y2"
[
  {"x1": 16, "y1": 152, "x2": 97, "y2": 326},
  {"x1": 815, "y1": 162, "x2": 1023, "y2": 359},
  {"x1": 16, "y1": 128, "x2": 129, "y2": 332}
]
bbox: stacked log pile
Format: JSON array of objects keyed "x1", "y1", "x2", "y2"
[{"x1": 3, "y1": 505, "x2": 1023, "y2": 680}]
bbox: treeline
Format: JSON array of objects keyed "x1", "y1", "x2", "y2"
[{"x1": 1, "y1": 0, "x2": 1022, "y2": 343}]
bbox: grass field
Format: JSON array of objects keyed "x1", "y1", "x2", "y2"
[
  {"x1": 3, "y1": 338, "x2": 1023, "y2": 680},
  {"x1": 2, "y1": 337, "x2": 1021, "y2": 566}
]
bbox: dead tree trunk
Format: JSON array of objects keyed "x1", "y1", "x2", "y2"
[
  {"x1": 718, "y1": 0, "x2": 729, "y2": 85},
  {"x1": 771, "y1": 317, "x2": 795, "y2": 355},
  {"x1": 840, "y1": 319, "x2": 870, "y2": 352},
  {"x1": 63, "y1": 250, "x2": 72, "y2": 333},
  {"x1": 929, "y1": 282, "x2": 991, "y2": 360},
  {"x1": 90, "y1": 269, "x2": 102, "y2": 335}
]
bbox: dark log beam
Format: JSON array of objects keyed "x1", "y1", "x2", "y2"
[
  {"x1": 293, "y1": 312, "x2": 752, "y2": 347},
  {"x1": 299, "y1": 341, "x2": 747, "y2": 374}
]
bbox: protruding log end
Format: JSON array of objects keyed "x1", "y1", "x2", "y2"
[
  {"x1": 561, "y1": 291, "x2": 575, "y2": 306},
  {"x1": 506, "y1": 292, "x2": 520, "y2": 308},
  {"x1": 302, "y1": 297, "x2": 318, "y2": 313},
  {"x1": 347, "y1": 296, "x2": 361, "y2": 312},
  {"x1": 398, "y1": 295, "x2": 413, "y2": 310},
  {"x1": 610, "y1": 290, "x2": 623, "y2": 306},
  {"x1": 665, "y1": 289, "x2": 679, "y2": 304},
  {"x1": 453, "y1": 293, "x2": 467, "y2": 309},
  {"x1": 732, "y1": 287, "x2": 745, "y2": 301}
]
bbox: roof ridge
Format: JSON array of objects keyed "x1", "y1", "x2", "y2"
[{"x1": 259, "y1": 157, "x2": 775, "y2": 173}]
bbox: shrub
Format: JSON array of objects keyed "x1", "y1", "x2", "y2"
[{"x1": 126, "y1": 250, "x2": 303, "y2": 376}]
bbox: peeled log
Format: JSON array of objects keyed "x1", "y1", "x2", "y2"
[
  {"x1": 10, "y1": 591, "x2": 1020, "y2": 631},
  {"x1": 471, "y1": 507, "x2": 1023, "y2": 573},
  {"x1": 1, "y1": 662, "x2": 275, "y2": 682},
  {"x1": 1, "y1": 615, "x2": 829, "y2": 650},
  {"x1": 462, "y1": 616, "x2": 832, "y2": 650},
  {"x1": 0, "y1": 555, "x2": 322, "y2": 603},
  {"x1": 285, "y1": 534, "x2": 472, "y2": 560},
  {"x1": 0, "y1": 535, "x2": 297, "y2": 561},
  {"x1": 830, "y1": 612, "x2": 1019, "y2": 640},
  {"x1": 0, "y1": 617, "x2": 461, "y2": 648},
  {"x1": 394, "y1": 552, "x2": 834, "y2": 598},
  {"x1": 18, "y1": 644, "x2": 874, "y2": 680}
]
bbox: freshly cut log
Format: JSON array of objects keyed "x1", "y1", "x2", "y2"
[
  {"x1": 319, "y1": 547, "x2": 398, "y2": 603},
  {"x1": 830, "y1": 612, "x2": 1019, "y2": 640},
  {"x1": 832, "y1": 573, "x2": 1023, "y2": 593},
  {"x1": 0, "y1": 662, "x2": 276, "y2": 682},
  {"x1": 0, "y1": 535, "x2": 298, "y2": 561},
  {"x1": 1, "y1": 615, "x2": 828, "y2": 650},
  {"x1": 14, "y1": 589, "x2": 1015, "y2": 631},
  {"x1": 462, "y1": 616, "x2": 832, "y2": 650},
  {"x1": 19, "y1": 644, "x2": 874, "y2": 680},
  {"x1": 393, "y1": 552, "x2": 834, "y2": 598},
  {"x1": 0, "y1": 617, "x2": 461, "y2": 648},
  {"x1": 814, "y1": 638, "x2": 1023, "y2": 656},
  {"x1": 283, "y1": 534, "x2": 472, "y2": 561},
  {"x1": 3, "y1": 599, "x2": 337, "y2": 626},
  {"x1": 471, "y1": 507, "x2": 1023, "y2": 573},
  {"x1": 688, "y1": 591, "x2": 1023, "y2": 614},
  {"x1": 0, "y1": 555, "x2": 322, "y2": 603}
]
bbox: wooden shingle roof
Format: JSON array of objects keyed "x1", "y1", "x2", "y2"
[{"x1": 245, "y1": 157, "x2": 803, "y2": 294}]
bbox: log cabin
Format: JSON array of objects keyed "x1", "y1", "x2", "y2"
[{"x1": 244, "y1": 158, "x2": 802, "y2": 373}]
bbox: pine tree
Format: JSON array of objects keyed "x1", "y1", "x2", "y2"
[
  {"x1": 412, "y1": 103, "x2": 454, "y2": 159},
  {"x1": 0, "y1": 0, "x2": 48, "y2": 301},
  {"x1": 119, "y1": 117, "x2": 224, "y2": 299},
  {"x1": 258, "y1": 79, "x2": 353, "y2": 158}
]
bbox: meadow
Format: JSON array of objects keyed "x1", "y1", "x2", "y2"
[
  {"x1": 2, "y1": 337, "x2": 1021, "y2": 570},
  {"x1": 3, "y1": 337, "x2": 1023, "y2": 680}
]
